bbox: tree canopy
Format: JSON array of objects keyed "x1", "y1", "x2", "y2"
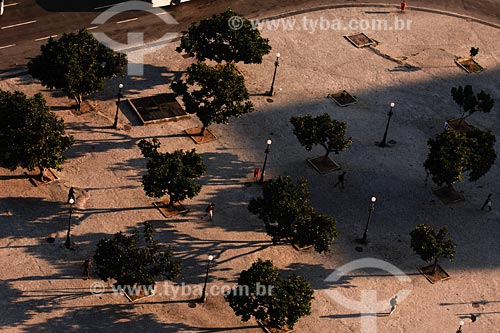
[
  {"x1": 171, "y1": 62, "x2": 254, "y2": 135},
  {"x1": 290, "y1": 113, "x2": 352, "y2": 159},
  {"x1": 138, "y1": 138, "x2": 206, "y2": 206},
  {"x1": 249, "y1": 176, "x2": 339, "y2": 253},
  {"x1": 424, "y1": 129, "x2": 496, "y2": 187},
  {"x1": 0, "y1": 90, "x2": 74, "y2": 180},
  {"x1": 93, "y1": 222, "x2": 181, "y2": 287},
  {"x1": 410, "y1": 224, "x2": 456, "y2": 274},
  {"x1": 176, "y1": 8, "x2": 271, "y2": 64},
  {"x1": 28, "y1": 29, "x2": 127, "y2": 110},
  {"x1": 225, "y1": 259, "x2": 313, "y2": 329},
  {"x1": 450, "y1": 85, "x2": 494, "y2": 123}
]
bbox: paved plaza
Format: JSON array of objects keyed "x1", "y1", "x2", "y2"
[{"x1": 1, "y1": 3, "x2": 500, "y2": 332}]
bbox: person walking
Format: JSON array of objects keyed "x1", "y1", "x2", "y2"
[
  {"x1": 334, "y1": 171, "x2": 347, "y2": 189},
  {"x1": 481, "y1": 193, "x2": 492, "y2": 211},
  {"x1": 206, "y1": 202, "x2": 215, "y2": 221},
  {"x1": 389, "y1": 295, "x2": 398, "y2": 315},
  {"x1": 82, "y1": 258, "x2": 92, "y2": 279}
]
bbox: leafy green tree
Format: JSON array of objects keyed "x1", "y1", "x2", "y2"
[
  {"x1": 138, "y1": 138, "x2": 206, "y2": 207},
  {"x1": 290, "y1": 113, "x2": 352, "y2": 160},
  {"x1": 225, "y1": 259, "x2": 313, "y2": 330},
  {"x1": 410, "y1": 224, "x2": 456, "y2": 274},
  {"x1": 171, "y1": 62, "x2": 254, "y2": 136},
  {"x1": 28, "y1": 29, "x2": 127, "y2": 110},
  {"x1": 424, "y1": 129, "x2": 496, "y2": 188},
  {"x1": 0, "y1": 90, "x2": 74, "y2": 181},
  {"x1": 176, "y1": 8, "x2": 271, "y2": 64},
  {"x1": 450, "y1": 85, "x2": 494, "y2": 126},
  {"x1": 249, "y1": 176, "x2": 338, "y2": 253},
  {"x1": 93, "y1": 222, "x2": 181, "y2": 288}
]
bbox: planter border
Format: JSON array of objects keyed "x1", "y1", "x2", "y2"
[
  {"x1": 344, "y1": 32, "x2": 376, "y2": 48},
  {"x1": 417, "y1": 264, "x2": 451, "y2": 284},
  {"x1": 454, "y1": 57, "x2": 484, "y2": 73},
  {"x1": 307, "y1": 156, "x2": 341, "y2": 174},
  {"x1": 185, "y1": 127, "x2": 217, "y2": 144}
]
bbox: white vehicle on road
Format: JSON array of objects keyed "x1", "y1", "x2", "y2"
[{"x1": 149, "y1": 0, "x2": 190, "y2": 7}]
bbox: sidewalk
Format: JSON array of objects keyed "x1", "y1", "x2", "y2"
[{"x1": 1, "y1": 5, "x2": 499, "y2": 332}]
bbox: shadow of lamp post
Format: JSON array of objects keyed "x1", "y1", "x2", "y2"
[
  {"x1": 378, "y1": 102, "x2": 395, "y2": 147},
  {"x1": 259, "y1": 139, "x2": 272, "y2": 183},
  {"x1": 64, "y1": 187, "x2": 76, "y2": 249},
  {"x1": 198, "y1": 255, "x2": 214, "y2": 303},
  {"x1": 112, "y1": 83, "x2": 124, "y2": 129},
  {"x1": 268, "y1": 53, "x2": 280, "y2": 96},
  {"x1": 356, "y1": 196, "x2": 377, "y2": 244}
]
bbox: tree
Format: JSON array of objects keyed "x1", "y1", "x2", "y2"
[
  {"x1": 28, "y1": 29, "x2": 127, "y2": 110},
  {"x1": 93, "y1": 222, "x2": 181, "y2": 288},
  {"x1": 248, "y1": 176, "x2": 338, "y2": 253},
  {"x1": 171, "y1": 62, "x2": 254, "y2": 136},
  {"x1": 138, "y1": 138, "x2": 206, "y2": 207},
  {"x1": 450, "y1": 85, "x2": 494, "y2": 126},
  {"x1": 410, "y1": 224, "x2": 456, "y2": 274},
  {"x1": 0, "y1": 90, "x2": 74, "y2": 181},
  {"x1": 225, "y1": 259, "x2": 313, "y2": 330},
  {"x1": 424, "y1": 129, "x2": 496, "y2": 188},
  {"x1": 290, "y1": 113, "x2": 352, "y2": 160},
  {"x1": 176, "y1": 8, "x2": 271, "y2": 64}
]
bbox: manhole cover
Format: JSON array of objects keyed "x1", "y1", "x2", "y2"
[
  {"x1": 472, "y1": 302, "x2": 481, "y2": 308},
  {"x1": 266, "y1": 98, "x2": 274, "y2": 103}
]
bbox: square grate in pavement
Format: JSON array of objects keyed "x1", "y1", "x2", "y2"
[
  {"x1": 127, "y1": 93, "x2": 189, "y2": 125},
  {"x1": 344, "y1": 32, "x2": 376, "y2": 48}
]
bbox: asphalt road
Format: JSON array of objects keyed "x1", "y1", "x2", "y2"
[{"x1": 0, "y1": 0, "x2": 499, "y2": 73}]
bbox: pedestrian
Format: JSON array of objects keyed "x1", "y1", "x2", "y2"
[
  {"x1": 389, "y1": 295, "x2": 398, "y2": 315},
  {"x1": 481, "y1": 193, "x2": 492, "y2": 211},
  {"x1": 400, "y1": 1, "x2": 407, "y2": 12},
  {"x1": 206, "y1": 202, "x2": 215, "y2": 221},
  {"x1": 444, "y1": 121, "x2": 450, "y2": 130},
  {"x1": 82, "y1": 258, "x2": 92, "y2": 279},
  {"x1": 334, "y1": 171, "x2": 346, "y2": 189}
]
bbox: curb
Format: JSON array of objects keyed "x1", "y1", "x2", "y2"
[
  {"x1": 0, "y1": 66, "x2": 28, "y2": 81},
  {"x1": 254, "y1": 3, "x2": 500, "y2": 30}
]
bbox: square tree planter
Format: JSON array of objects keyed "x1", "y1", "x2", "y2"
[
  {"x1": 454, "y1": 57, "x2": 484, "y2": 73},
  {"x1": 432, "y1": 186, "x2": 465, "y2": 205},
  {"x1": 185, "y1": 127, "x2": 217, "y2": 144},
  {"x1": 154, "y1": 199, "x2": 189, "y2": 218},
  {"x1": 417, "y1": 264, "x2": 451, "y2": 284},
  {"x1": 258, "y1": 320, "x2": 295, "y2": 333},
  {"x1": 307, "y1": 156, "x2": 341, "y2": 174}
]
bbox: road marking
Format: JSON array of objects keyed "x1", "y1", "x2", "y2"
[
  {"x1": 116, "y1": 18, "x2": 137, "y2": 24},
  {"x1": 156, "y1": 12, "x2": 167, "y2": 16},
  {"x1": 5, "y1": 2, "x2": 19, "y2": 7},
  {"x1": 87, "y1": 26, "x2": 98, "y2": 30},
  {"x1": 0, "y1": 44, "x2": 15, "y2": 50},
  {"x1": 35, "y1": 35, "x2": 57, "y2": 41},
  {"x1": 1, "y1": 20, "x2": 37, "y2": 29},
  {"x1": 94, "y1": 4, "x2": 113, "y2": 10}
]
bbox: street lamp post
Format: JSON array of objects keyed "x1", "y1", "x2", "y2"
[
  {"x1": 456, "y1": 320, "x2": 464, "y2": 333},
  {"x1": 268, "y1": 53, "x2": 280, "y2": 96},
  {"x1": 356, "y1": 196, "x2": 377, "y2": 244},
  {"x1": 112, "y1": 84, "x2": 124, "y2": 129},
  {"x1": 199, "y1": 255, "x2": 214, "y2": 303},
  {"x1": 259, "y1": 139, "x2": 272, "y2": 183},
  {"x1": 378, "y1": 102, "x2": 396, "y2": 147},
  {"x1": 65, "y1": 187, "x2": 76, "y2": 249}
]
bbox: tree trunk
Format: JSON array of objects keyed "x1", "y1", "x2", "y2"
[
  {"x1": 38, "y1": 166, "x2": 50, "y2": 182},
  {"x1": 431, "y1": 259, "x2": 438, "y2": 275},
  {"x1": 199, "y1": 126, "x2": 207, "y2": 137},
  {"x1": 73, "y1": 94, "x2": 82, "y2": 111},
  {"x1": 321, "y1": 144, "x2": 330, "y2": 161},
  {"x1": 166, "y1": 194, "x2": 174, "y2": 208}
]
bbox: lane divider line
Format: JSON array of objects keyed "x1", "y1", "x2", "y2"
[
  {"x1": 116, "y1": 18, "x2": 138, "y2": 24},
  {"x1": 0, "y1": 44, "x2": 16, "y2": 49},
  {"x1": 35, "y1": 35, "x2": 57, "y2": 41},
  {"x1": 1, "y1": 20, "x2": 37, "y2": 29}
]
